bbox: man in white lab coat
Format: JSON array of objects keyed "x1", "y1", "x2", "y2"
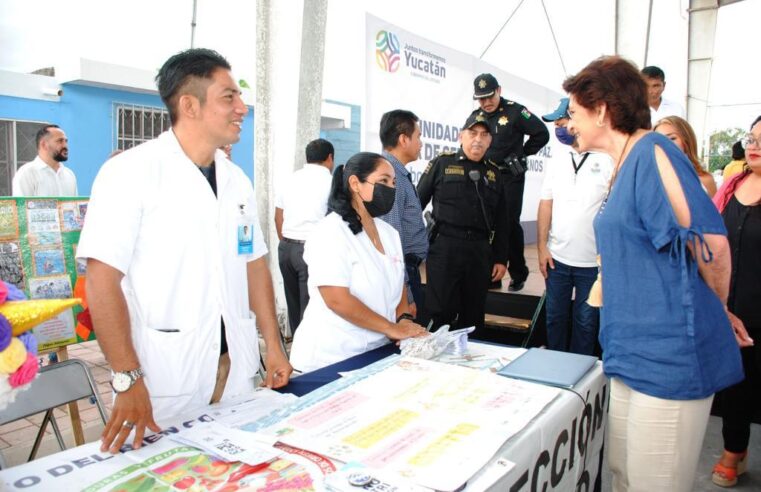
[{"x1": 77, "y1": 48, "x2": 292, "y2": 453}]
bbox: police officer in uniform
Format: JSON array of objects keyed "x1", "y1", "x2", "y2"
[
  {"x1": 418, "y1": 113, "x2": 509, "y2": 332},
  {"x1": 471, "y1": 73, "x2": 550, "y2": 291}
]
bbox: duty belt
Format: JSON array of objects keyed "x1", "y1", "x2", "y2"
[{"x1": 437, "y1": 224, "x2": 489, "y2": 241}]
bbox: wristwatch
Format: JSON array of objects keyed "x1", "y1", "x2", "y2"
[{"x1": 111, "y1": 368, "x2": 144, "y2": 393}]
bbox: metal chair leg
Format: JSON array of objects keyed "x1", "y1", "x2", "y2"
[
  {"x1": 28, "y1": 409, "x2": 52, "y2": 461},
  {"x1": 49, "y1": 412, "x2": 66, "y2": 450}
]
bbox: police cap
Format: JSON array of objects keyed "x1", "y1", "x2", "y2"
[
  {"x1": 473, "y1": 73, "x2": 499, "y2": 99},
  {"x1": 463, "y1": 112, "x2": 492, "y2": 134}
]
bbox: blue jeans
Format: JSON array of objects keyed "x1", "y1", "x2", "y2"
[{"x1": 545, "y1": 259, "x2": 599, "y2": 355}]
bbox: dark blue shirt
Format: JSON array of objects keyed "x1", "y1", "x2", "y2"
[
  {"x1": 379, "y1": 151, "x2": 428, "y2": 262},
  {"x1": 594, "y1": 132, "x2": 743, "y2": 400}
]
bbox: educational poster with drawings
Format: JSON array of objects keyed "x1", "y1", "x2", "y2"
[
  {"x1": 259, "y1": 357, "x2": 560, "y2": 492},
  {"x1": 0, "y1": 197, "x2": 93, "y2": 351}
]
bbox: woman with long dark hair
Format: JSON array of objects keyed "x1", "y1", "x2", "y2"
[
  {"x1": 289, "y1": 152, "x2": 427, "y2": 373},
  {"x1": 711, "y1": 115, "x2": 761, "y2": 487}
]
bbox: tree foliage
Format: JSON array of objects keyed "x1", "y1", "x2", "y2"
[{"x1": 708, "y1": 127, "x2": 744, "y2": 171}]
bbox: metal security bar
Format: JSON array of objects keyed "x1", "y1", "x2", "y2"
[{"x1": 114, "y1": 103, "x2": 170, "y2": 151}]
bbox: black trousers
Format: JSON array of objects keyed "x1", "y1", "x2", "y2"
[
  {"x1": 278, "y1": 240, "x2": 309, "y2": 335},
  {"x1": 425, "y1": 234, "x2": 491, "y2": 332},
  {"x1": 504, "y1": 173, "x2": 529, "y2": 282},
  {"x1": 719, "y1": 340, "x2": 761, "y2": 453},
  {"x1": 405, "y1": 256, "x2": 425, "y2": 312}
]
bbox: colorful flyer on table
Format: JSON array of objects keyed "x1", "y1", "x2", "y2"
[{"x1": 259, "y1": 357, "x2": 559, "y2": 492}]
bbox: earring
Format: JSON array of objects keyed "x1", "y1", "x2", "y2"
[{"x1": 596, "y1": 120, "x2": 605, "y2": 127}]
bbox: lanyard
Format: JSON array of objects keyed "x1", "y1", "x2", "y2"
[{"x1": 570, "y1": 152, "x2": 590, "y2": 175}]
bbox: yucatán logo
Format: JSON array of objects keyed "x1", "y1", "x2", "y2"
[{"x1": 375, "y1": 30, "x2": 401, "y2": 72}]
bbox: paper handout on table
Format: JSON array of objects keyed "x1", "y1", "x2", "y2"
[
  {"x1": 259, "y1": 356, "x2": 559, "y2": 492},
  {"x1": 190, "y1": 387, "x2": 298, "y2": 428},
  {"x1": 170, "y1": 421, "x2": 280, "y2": 466}
]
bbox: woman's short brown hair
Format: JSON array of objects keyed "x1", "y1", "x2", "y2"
[{"x1": 563, "y1": 56, "x2": 651, "y2": 134}]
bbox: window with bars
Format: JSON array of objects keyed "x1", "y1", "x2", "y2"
[
  {"x1": 114, "y1": 104, "x2": 170, "y2": 151},
  {"x1": 0, "y1": 119, "x2": 49, "y2": 196}
]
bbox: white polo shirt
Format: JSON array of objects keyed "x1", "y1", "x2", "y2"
[
  {"x1": 12, "y1": 157, "x2": 78, "y2": 196},
  {"x1": 650, "y1": 98, "x2": 685, "y2": 125},
  {"x1": 540, "y1": 151, "x2": 613, "y2": 267},
  {"x1": 275, "y1": 163, "x2": 332, "y2": 240}
]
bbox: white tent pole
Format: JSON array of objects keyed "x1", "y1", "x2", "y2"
[
  {"x1": 643, "y1": 0, "x2": 654, "y2": 66},
  {"x1": 190, "y1": 0, "x2": 198, "y2": 48},
  {"x1": 293, "y1": 0, "x2": 328, "y2": 169},
  {"x1": 479, "y1": 0, "x2": 526, "y2": 59},
  {"x1": 687, "y1": 0, "x2": 719, "y2": 165},
  {"x1": 614, "y1": 0, "x2": 651, "y2": 64},
  {"x1": 688, "y1": 0, "x2": 747, "y2": 165}
]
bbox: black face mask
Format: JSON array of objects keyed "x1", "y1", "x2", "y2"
[{"x1": 363, "y1": 182, "x2": 396, "y2": 217}]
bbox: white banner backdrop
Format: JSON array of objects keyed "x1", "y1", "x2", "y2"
[{"x1": 365, "y1": 13, "x2": 567, "y2": 223}]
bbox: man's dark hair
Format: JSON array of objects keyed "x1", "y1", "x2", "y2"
[
  {"x1": 305, "y1": 138, "x2": 334, "y2": 163},
  {"x1": 35, "y1": 124, "x2": 60, "y2": 148},
  {"x1": 641, "y1": 66, "x2": 665, "y2": 82},
  {"x1": 379, "y1": 110, "x2": 419, "y2": 150},
  {"x1": 156, "y1": 48, "x2": 232, "y2": 125},
  {"x1": 732, "y1": 140, "x2": 745, "y2": 160}
]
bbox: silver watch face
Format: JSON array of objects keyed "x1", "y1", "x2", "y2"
[{"x1": 111, "y1": 372, "x2": 133, "y2": 393}]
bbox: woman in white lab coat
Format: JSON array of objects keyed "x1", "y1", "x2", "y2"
[{"x1": 289, "y1": 152, "x2": 428, "y2": 372}]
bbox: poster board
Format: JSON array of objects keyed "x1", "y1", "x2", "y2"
[
  {"x1": 0, "y1": 196, "x2": 93, "y2": 352},
  {"x1": 365, "y1": 14, "x2": 565, "y2": 223}
]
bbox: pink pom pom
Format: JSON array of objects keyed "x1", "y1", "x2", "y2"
[{"x1": 9, "y1": 353, "x2": 38, "y2": 388}]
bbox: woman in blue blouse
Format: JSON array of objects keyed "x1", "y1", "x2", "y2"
[{"x1": 562, "y1": 56, "x2": 749, "y2": 491}]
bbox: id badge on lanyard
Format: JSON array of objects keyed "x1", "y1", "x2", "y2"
[{"x1": 236, "y1": 203, "x2": 255, "y2": 255}]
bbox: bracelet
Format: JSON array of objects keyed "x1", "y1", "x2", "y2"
[{"x1": 396, "y1": 313, "x2": 414, "y2": 323}]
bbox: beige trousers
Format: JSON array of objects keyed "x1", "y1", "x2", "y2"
[{"x1": 608, "y1": 377, "x2": 713, "y2": 492}]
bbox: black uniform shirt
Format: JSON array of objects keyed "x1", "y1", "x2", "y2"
[
  {"x1": 470, "y1": 97, "x2": 550, "y2": 165},
  {"x1": 417, "y1": 149, "x2": 509, "y2": 263}
]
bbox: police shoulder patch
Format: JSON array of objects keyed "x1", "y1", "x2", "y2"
[{"x1": 521, "y1": 108, "x2": 531, "y2": 119}]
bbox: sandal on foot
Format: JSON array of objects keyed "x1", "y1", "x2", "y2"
[{"x1": 712, "y1": 452, "x2": 748, "y2": 487}]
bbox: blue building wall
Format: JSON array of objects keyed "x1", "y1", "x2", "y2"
[
  {"x1": 320, "y1": 100, "x2": 361, "y2": 166},
  {"x1": 0, "y1": 84, "x2": 255, "y2": 195}
]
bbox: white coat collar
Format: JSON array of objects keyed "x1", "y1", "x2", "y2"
[{"x1": 159, "y1": 129, "x2": 232, "y2": 196}]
